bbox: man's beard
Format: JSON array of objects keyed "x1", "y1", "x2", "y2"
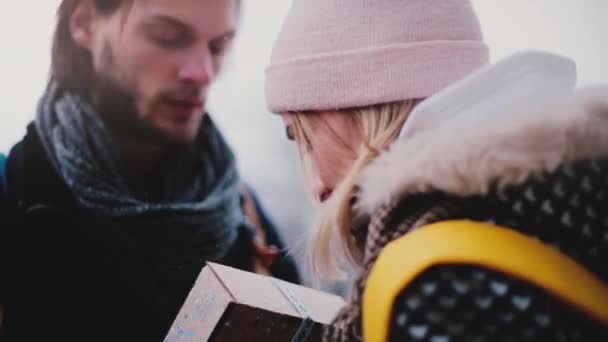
[
  {"x1": 90, "y1": 41, "x2": 199, "y2": 146},
  {"x1": 91, "y1": 72, "x2": 169, "y2": 144}
]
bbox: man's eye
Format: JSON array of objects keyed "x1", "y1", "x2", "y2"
[
  {"x1": 209, "y1": 43, "x2": 226, "y2": 57},
  {"x1": 148, "y1": 28, "x2": 188, "y2": 48},
  {"x1": 153, "y1": 35, "x2": 187, "y2": 48},
  {"x1": 209, "y1": 37, "x2": 232, "y2": 57}
]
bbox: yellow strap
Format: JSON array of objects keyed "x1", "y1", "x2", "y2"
[{"x1": 363, "y1": 220, "x2": 608, "y2": 342}]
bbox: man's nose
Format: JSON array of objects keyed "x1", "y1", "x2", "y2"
[{"x1": 177, "y1": 49, "x2": 215, "y2": 86}]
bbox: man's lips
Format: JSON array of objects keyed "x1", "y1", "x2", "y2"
[{"x1": 164, "y1": 98, "x2": 203, "y2": 120}]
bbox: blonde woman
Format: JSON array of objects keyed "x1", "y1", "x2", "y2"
[{"x1": 265, "y1": 0, "x2": 608, "y2": 340}]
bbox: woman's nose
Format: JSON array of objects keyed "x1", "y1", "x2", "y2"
[
  {"x1": 307, "y1": 155, "x2": 335, "y2": 203},
  {"x1": 318, "y1": 187, "x2": 333, "y2": 203}
]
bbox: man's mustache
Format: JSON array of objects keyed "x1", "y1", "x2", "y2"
[{"x1": 157, "y1": 86, "x2": 206, "y2": 103}]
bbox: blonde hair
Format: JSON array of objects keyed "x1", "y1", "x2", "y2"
[{"x1": 291, "y1": 100, "x2": 417, "y2": 280}]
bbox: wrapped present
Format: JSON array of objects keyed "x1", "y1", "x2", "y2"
[{"x1": 164, "y1": 262, "x2": 345, "y2": 342}]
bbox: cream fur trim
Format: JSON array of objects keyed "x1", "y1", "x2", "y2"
[{"x1": 357, "y1": 86, "x2": 608, "y2": 215}]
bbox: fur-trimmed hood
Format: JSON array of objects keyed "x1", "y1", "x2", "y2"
[{"x1": 357, "y1": 51, "x2": 608, "y2": 216}]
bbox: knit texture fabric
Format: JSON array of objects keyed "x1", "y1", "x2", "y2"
[
  {"x1": 326, "y1": 158, "x2": 608, "y2": 341},
  {"x1": 35, "y1": 83, "x2": 246, "y2": 263},
  {"x1": 265, "y1": 0, "x2": 489, "y2": 113}
]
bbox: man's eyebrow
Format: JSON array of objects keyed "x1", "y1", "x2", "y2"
[
  {"x1": 212, "y1": 30, "x2": 236, "y2": 42},
  {"x1": 143, "y1": 14, "x2": 193, "y2": 34},
  {"x1": 143, "y1": 16, "x2": 237, "y2": 42}
]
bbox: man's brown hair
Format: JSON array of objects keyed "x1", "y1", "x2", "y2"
[
  {"x1": 51, "y1": 0, "x2": 127, "y2": 97},
  {"x1": 51, "y1": 0, "x2": 241, "y2": 97}
]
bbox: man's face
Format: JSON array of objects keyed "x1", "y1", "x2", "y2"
[{"x1": 81, "y1": 0, "x2": 237, "y2": 144}]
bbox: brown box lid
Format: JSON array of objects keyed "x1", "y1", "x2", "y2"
[{"x1": 164, "y1": 262, "x2": 345, "y2": 342}]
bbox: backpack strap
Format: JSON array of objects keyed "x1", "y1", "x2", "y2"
[
  {"x1": 0, "y1": 153, "x2": 7, "y2": 202},
  {"x1": 3, "y1": 140, "x2": 26, "y2": 207},
  {"x1": 4, "y1": 124, "x2": 75, "y2": 210},
  {"x1": 363, "y1": 220, "x2": 608, "y2": 342}
]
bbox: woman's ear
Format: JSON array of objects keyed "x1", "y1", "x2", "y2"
[{"x1": 69, "y1": 0, "x2": 97, "y2": 51}]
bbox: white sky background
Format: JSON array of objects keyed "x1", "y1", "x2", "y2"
[{"x1": 1, "y1": 0, "x2": 607, "y2": 285}]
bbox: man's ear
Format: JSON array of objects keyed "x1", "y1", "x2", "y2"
[{"x1": 69, "y1": 0, "x2": 97, "y2": 51}]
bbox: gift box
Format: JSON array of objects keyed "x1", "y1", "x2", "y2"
[{"x1": 164, "y1": 262, "x2": 345, "y2": 342}]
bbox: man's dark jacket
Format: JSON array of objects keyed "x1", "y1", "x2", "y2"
[{"x1": 0, "y1": 124, "x2": 299, "y2": 341}]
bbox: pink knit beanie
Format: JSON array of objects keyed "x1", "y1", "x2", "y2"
[{"x1": 265, "y1": 0, "x2": 489, "y2": 113}]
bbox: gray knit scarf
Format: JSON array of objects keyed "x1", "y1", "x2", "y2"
[{"x1": 35, "y1": 83, "x2": 245, "y2": 263}]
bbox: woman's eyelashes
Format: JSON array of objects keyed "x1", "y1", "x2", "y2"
[{"x1": 286, "y1": 126, "x2": 295, "y2": 141}]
